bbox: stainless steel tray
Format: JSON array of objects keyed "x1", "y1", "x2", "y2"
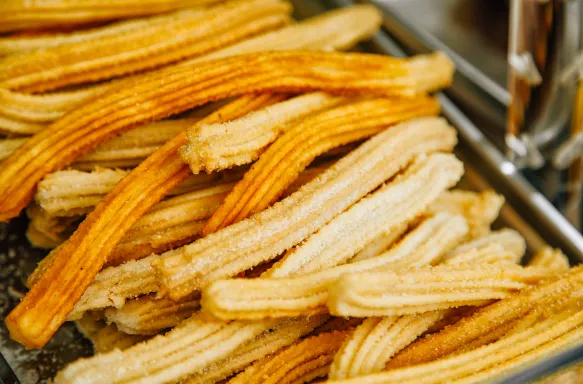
[{"x1": 2, "y1": 1, "x2": 583, "y2": 382}]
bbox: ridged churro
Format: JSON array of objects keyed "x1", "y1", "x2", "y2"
[
  {"x1": 203, "y1": 213, "x2": 468, "y2": 320},
  {"x1": 180, "y1": 92, "x2": 342, "y2": 174},
  {"x1": 229, "y1": 331, "x2": 350, "y2": 384},
  {"x1": 529, "y1": 246, "x2": 570, "y2": 272},
  {"x1": 386, "y1": 266, "x2": 583, "y2": 370},
  {"x1": 201, "y1": 158, "x2": 467, "y2": 320},
  {"x1": 1, "y1": 0, "x2": 293, "y2": 92},
  {"x1": 426, "y1": 189, "x2": 504, "y2": 240},
  {"x1": 328, "y1": 231, "x2": 524, "y2": 380},
  {"x1": 184, "y1": 316, "x2": 330, "y2": 383},
  {"x1": 26, "y1": 203, "x2": 79, "y2": 248},
  {"x1": 55, "y1": 313, "x2": 328, "y2": 384},
  {"x1": 203, "y1": 95, "x2": 440, "y2": 233},
  {"x1": 156, "y1": 119, "x2": 457, "y2": 301},
  {"x1": 0, "y1": 6, "x2": 383, "y2": 127},
  {"x1": 328, "y1": 263, "x2": 553, "y2": 317},
  {"x1": 0, "y1": 0, "x2": 224, "y2": 33},
  {"x1": 104, "y1": 295, "x2": 200, "y2": 335}
]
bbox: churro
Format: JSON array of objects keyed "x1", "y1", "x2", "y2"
[
  {"x1": 427, "y1": 189, "x2": 504, "y2": 239},
  {"x1": 26, "y1": 204, "x2": 79, "y2": 248},
  {"x1": 104, "y1": 295, "x2": 200, "y2": 335},
  {"x1": 202, "y1": 213, "x2": 468, "y2": 320},
  {"x1": 329, "y1": 303, "x2": 583, "y2": 383},
  {"x1": 350, "y1": 224, "x2": 409, "y2": 263},
  {"x1": 55, "y1": 313, "x2": 327, "y2": 384},
  {"x1": 328, "y1": 264, "x2": 552, "y2": 317},
  {"x1": 229, "y1": 331, "x2": 350, "y2": 384},
  {"x1": 386, "y1": 266, "x2": 583, "y2": 369},
  {"x1": 203, "y1": 95, "x2": 439, "y2": 233},
  {"x1": 0, "y1": 114, "x2": 46, "y2": 135},
  {"x1": 529, "y1": 246, "x2": 570, "y2": 272},
  {"x1": 1, "y1": 0, "x2": 293, "y2": 92},
  {"x1": 0, "y1": 0, "x2": 223, "y2": 33},
  {"x1": 156, "y1": 119, "x2": 457, "y2": 301},
  {"x1": 0, "y1": 6, "x2": 383, "y2": 127},
  {"x1": 180, "y1": 92, "x2": 342, "y2": 174},
  {"x1": 76, "y1": 313, "x2": 150, "y2": 354},
  {"x1": 184, "y1": 316, "x2": 329, "y2": 383}
]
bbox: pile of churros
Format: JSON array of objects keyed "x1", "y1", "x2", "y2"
[{"x1": 1, "y1": 1, "x2": 581, "y2": 383}]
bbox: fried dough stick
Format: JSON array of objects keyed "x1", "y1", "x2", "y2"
[
  {"x1": 5, "y1": 94, "x2": 280, "y2": 349},
  {"x1": 0, "y1": 0, "x2": 223, "y2": 33},
  {"x1": 0, "y1": 6, "x2": 382, "y2": 126},
  {"x1": 0, "y1": 51, "x2": 453, "y2": 221},
  {"x1": 202, "y1": 95, "x2": 440, "y2": 234},
  {"x1": 0, "y1": 0, "x2": 293, "y2": 92}
]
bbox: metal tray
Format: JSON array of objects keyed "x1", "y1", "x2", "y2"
[{"x1": 2, "y1": 1, "x2": 583, "y2": 382}]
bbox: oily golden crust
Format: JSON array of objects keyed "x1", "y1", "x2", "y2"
[
  {"x1": 0, "y1": 51, "x2": 453, "y2": 222},
  {"x1": 5, "y1": 94, "x2": 277, "y2": 349},
  {"x1": 1, "y1": 0, "x2": 293, "y2": 92},
  {"x1": 155, "y1": 118, "x2": 458, "y2": 301},
  {"x1": 327, "y1": 264, "x2": 553, "y2": 318},
  {"x1": 0, "y1": 0, "x2": 224, "y2": 33},
  {"x1": 228, "y1": 331, "x2": 350, "y2": 384},
  {"x1": 203, "y1": 95, "x2": 440, "y2": 234},
  {"x1": 201, "y1": 157, "x2": 467, "y2": 320},
  {"x1": 0, "y1": 5, "x2": 383, "y2": 126}
]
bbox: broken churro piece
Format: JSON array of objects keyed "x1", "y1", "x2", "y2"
[
  {"x1": 1, "y1": 0, "x2": 293, "y2": 92},
  {"x1": 529, "y1": 246, "x2": 570, "y2": 272}
]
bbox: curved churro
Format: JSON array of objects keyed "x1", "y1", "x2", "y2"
[
  {"x1": 328, "y1": 264, "x2": 552, "y2": 317},
  {"x1": 427, "y1": 190, "x2": 504, "y2": 240},
  {"x1": 0, "y1": 51, "x2": 453, "y2": 222},
  {"x1": 202, "y1": 213, "x2": 468, "y2": 320},
  {"x1": 104, "y1": 295, "x2": 200, "y2": 335},
  {"x1": 229, "y1": 331, "x2": 350, "y2": 384},
  {"x1": 203, "y1": 95, "x2": 440, "y2": 234},
  {"x1": 1, "y1": 0, "x2": 293, "y2": 92},
  {"x1": 0, "y1": 0, "x2": 223, "y2": 33},
  {"x1": 156, "y1": 119, "x2": 458, "y2": 301},
  {"x1": 0, "y1": 5, "x2": 383, "y2": 126},
  {"x1": 386, "y1": 266, "x2": 583, "y2": 369},
  {"x1": 180, "y1": 92, "x2": 342, "y2": 174}
]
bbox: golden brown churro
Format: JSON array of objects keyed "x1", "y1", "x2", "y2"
[
  {"x1": 0, "y1": 51, "x2": 453, "y2": 223},
  {"x1": 229, "y1": 331, "x2": 350, "y2": 384},
  {"x1": 0, "y1": 6, "x2": 382, "y2": 127},
  {"x1": 0, "y1": 0, "x2": 224, "y2": 33},
  {"x1": 328, "y1": 264, "x2": 552, "y2": 317},
  {"x1": 1, "y1": 0, "x2": 293, "y2": 92},
  {"x1": 203, "y1": 213, "x2": 468, "y2": 320},
  {"x1": 104, "y1": 295, "x2": 200, "y2": 335},
  {"x1": 203, "y1": 95, "x2": 440, "y2": 234},
  {"x1": 385, "y1": 266, "x2": 583, "y2": 370},
  {"x1": 529, "y1": 246, "x2": 570, "y2": 272},
  {"x1": 156, "y1": 118, "x2": 457, "y2": 301}
]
